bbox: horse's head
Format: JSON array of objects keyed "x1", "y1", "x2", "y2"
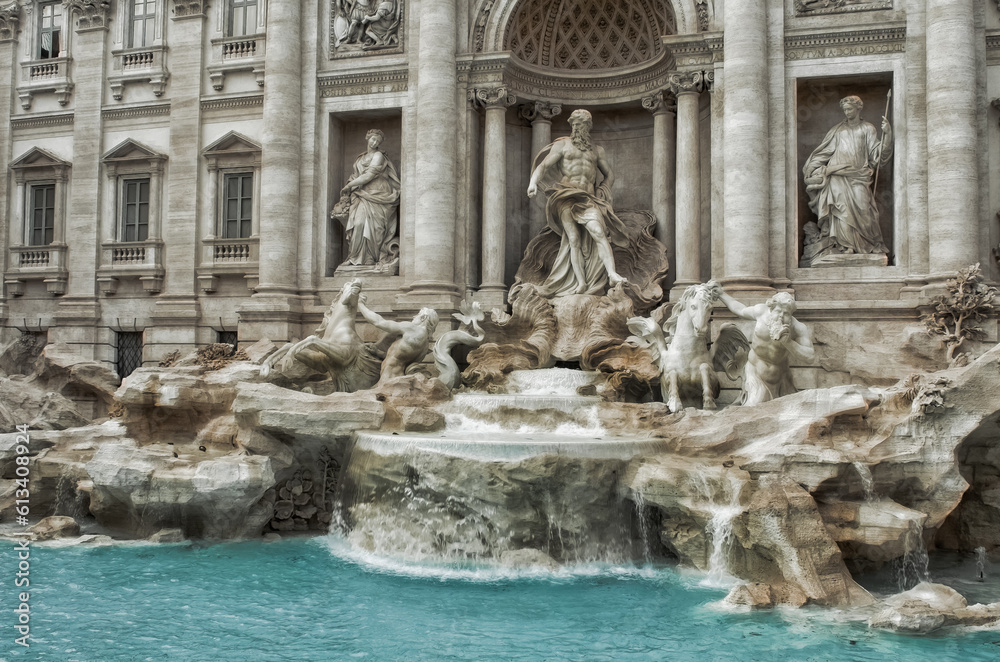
[
  {"x1": 665, "y1": 283, "x2": 715, "y2": 337},
  {"x1": 338, "y1": 278, "x2": 363, "y2": 307}
]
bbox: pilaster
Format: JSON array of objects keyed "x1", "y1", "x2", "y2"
[{"x1": 55, "y1": 1, "x2": 109, "y2": 346}]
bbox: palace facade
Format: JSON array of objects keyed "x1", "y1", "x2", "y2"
[{"x1": 0, "y1": 0, "x2": 996, "y2": 383}]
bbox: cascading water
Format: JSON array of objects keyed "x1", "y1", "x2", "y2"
[
  {"x1": 333, "y1": 368, "x2": 666, "y2": 567},
  {"x1": 975, "y1": 546, "x2": 987, "y2": 582},
  {"x1": 689, "y1": 473, "x2": 745, "y2": 587},
  {"x1": 632, "y1": 490, "x2": 654, "y2": 565},
  {"x1": 853, "y1": 461, "x2": 876, "y2": 503},
  {"x1": 702, "y1": 501, "x2": 743, "y2": 587},
  {"x1": 895, "y1": 519, "x2": 931, "y2": 591}
]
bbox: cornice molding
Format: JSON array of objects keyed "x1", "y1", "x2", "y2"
[
  {"x1": 101, "y1": 102, "x2": 171, "y2": 121},
  {"x1": 11, "y1": 112, "x2": 74, "y2": 131},
  {"x1": 317, "y1": 67, "x2": 408, "y2": 98},
  {"x1": 784, "y1": 25, "x2": 906, "y2": 61},
  {"x1": 200, "y1": 95, "x2": 264, "y2": 112}
]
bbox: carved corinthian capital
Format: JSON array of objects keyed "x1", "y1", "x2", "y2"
[
  {"x1": 641, "y1": 91, "x2": 677, "y2": 115},
  {"x1": 0, "y1": 3, "x2": 21, "y2": 42},
  {"x1": 518, "y1": 101, "x2": 562, "y2": 123},
  {"x1": 172, "y1": 0, "x2": 208, "y2": 17},
  {"x1": 64, "y1": 0, "x2": 112, "y2": 31},
  {"x1": 470, "y1": 86, "x2": 517, "y2": 110},
  {"x1": 668, "y1": 71, "x2": 705, "y2": 97}
]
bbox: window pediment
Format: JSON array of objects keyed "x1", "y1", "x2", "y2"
[
  {"x1": 203, "y1": 130, "x2": 261, "y2": 157},
  {"x1": 10, "y1": 146, "x2": 71, "y2": 171},
  {"x1": 102, "y1": 138, "x2": 166, "y2": 164}
]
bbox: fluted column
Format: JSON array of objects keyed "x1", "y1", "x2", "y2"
[
  {"x1": 255, "y1": 0, "x2": 302, "y2": 296},
  {"x1": 520, "y1": 101, "x2": 562, "y2": 239},
  {"x1": 404, "y1": 0, "x2": 460, "y2": 303},
  {"x1": 473, "y1": 87, "x2": 517, "y2": 307},
  {"x1": 670, "y1": 72, "x2": 703, "y2": 297},
  {"x1": 642, "y1": 91, "x2": 677, "y2": 283},
  {"x1": 722, "y1": 0, "x2": 771, "y2": 293},
  {"x1": 925, "y1": 0, "x2": 978, "y2": 283}
]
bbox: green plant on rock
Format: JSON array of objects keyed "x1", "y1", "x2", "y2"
[{"x1": 922, "y1": 263, "x2": 998, "y2": 367}]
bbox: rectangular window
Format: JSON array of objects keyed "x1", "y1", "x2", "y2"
[
  {"x1": 29, "y1": 183, "x2": 55, "y2": 246},
  {"x1": 121, "y1": 178, "x2": 150, "y2": 242},
  {"x1": 128, "y1": 0, "x2": 157, "y2": 49},
  {"x1": 227, "y1": 0, "x2": 258, "y2": 37},
  {"x1": 38, "y1": 2, "x2": 62, "y2": 59},
  {"x1": 115, "y1": 331, "x2": 143, "y2": 379},
  {"x1": 222, "y1": 173, "x2": 253, "y2": 238}
]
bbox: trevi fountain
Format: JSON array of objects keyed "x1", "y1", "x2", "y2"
[{"x1": 1, "y1": 0, "x2": 1000, "y2": 660}]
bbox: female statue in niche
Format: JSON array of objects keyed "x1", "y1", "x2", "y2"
[
  {"x1": 802, "y1": 95, "x2": 892, "y2": 264},
  {"x1": 333, "y1": 129, "x2": 401, "y2": 272}
]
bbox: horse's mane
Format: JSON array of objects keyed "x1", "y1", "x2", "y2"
[
  {"x1": 317, "y1": 281, "x2": 360, "y2": 338},
  {"x1": 663, "y1": 284, "x2": 710, "y2": 338}
]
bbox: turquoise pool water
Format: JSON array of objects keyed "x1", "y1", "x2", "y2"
[{"x1": 8, "y1": 537, "x2": 1000, "y2": 661}]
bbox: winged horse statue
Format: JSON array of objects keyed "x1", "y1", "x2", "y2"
[{"x1": 627, "y1": 281, "x2": 748, "y2": 412}]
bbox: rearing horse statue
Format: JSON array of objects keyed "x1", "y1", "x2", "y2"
[
  {"x1": 628, "y1": 281, "x2": 726, "y2": 412},
  {"x1": 261, "y1": 279, "x2": 380, "y2": 392}
]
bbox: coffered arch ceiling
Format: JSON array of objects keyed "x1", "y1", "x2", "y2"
[{"x1": 503, "y1": 0, "x2": 676, "y2": 70}]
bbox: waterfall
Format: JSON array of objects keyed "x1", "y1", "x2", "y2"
[
  {"x1": 696, "y1": 473, "x2": 745, "y2": 587},
  {"x1": 976, "y1": 546, "x2": 987, "y2": 582},
  {"x1": 895, "y1": 519, "x2": 930, "y2": 592},
  {"x1": 702, "y1": 502, "x2": 743, "y2": 587},
  {"x1": 632, "y1": 490, "x2": 653, "y2": 566},
  {"x1": 852, "y1": 461, "x2": 876, "y2": 503}
]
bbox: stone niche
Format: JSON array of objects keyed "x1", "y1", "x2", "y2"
[
  {"x1": 326, "y1": 110, "x2": 403, "y2": 276},
  {"x1": 500, "y1": 105, "x2": 656, "y2": 283},
  {"x1": 795, "y1": 73, "x2": 895, "y2": 267}
]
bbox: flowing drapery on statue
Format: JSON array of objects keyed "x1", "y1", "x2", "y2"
[
  {"x1": 802, "y1": 95, "x2": 892, "y2": 261},
  {"x1": 333, "y1": 129, "x2": 401, "y2": 270},
  {"x1": 526, "y1": 109, "x2": 629, "y2": 298},
  {"x1": 536, "y1": 176, "x2": 629, "y2": 297}
]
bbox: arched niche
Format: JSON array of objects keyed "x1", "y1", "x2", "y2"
[{"x1": 471, "y1": 0, "x2": 708, "y2": 57}]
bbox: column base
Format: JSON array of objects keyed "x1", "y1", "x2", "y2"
[
  {"x1": 50, "y1": 297, "x2": 102, "y2": 360},
  {"x1": 919, "y1": 273, "x2": 962, "y2": 301},
  {"x1": 669, "y1": 280, "x2": 701, "y2": 301},
  {"x1": 719, "y1": 277, "x2": 775, "y2": 299},
  {"x1": 900, "y1": 276, "x2": 930, "y2": 298},
  {"x1": 475, "y1": 285, "x2": 508, "y2": 311},
  {"x1": 396, "y1": 280, "x2": 463, "y2": 313},
  {"x1": 237, "y1": 294, "x2": 307, "y2": 346},
  {"x1": 148, "y1": 296, "x2": 202, "y2": 362}
]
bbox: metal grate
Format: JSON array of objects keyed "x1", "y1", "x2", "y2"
[
  {"x1": 218, "y1": 330, "x2": 238, "y2": 352},
  {"x1": 116, "y1": 331, "x2": 143, "y2": 378}
]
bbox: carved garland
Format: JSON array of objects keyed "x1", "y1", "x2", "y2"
[
  {"x1": 64, "y1": 0, "x2": 112, "y2": 30},
  {"x1": 794, "y1": 0, "x2": 892, "y2": 16},
  {"x1": 695, "y1": 0, "x2": 708, "y2": 31},
  {"x1": 0, "y1": 2, "x2": 20, "y2": 41}
]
